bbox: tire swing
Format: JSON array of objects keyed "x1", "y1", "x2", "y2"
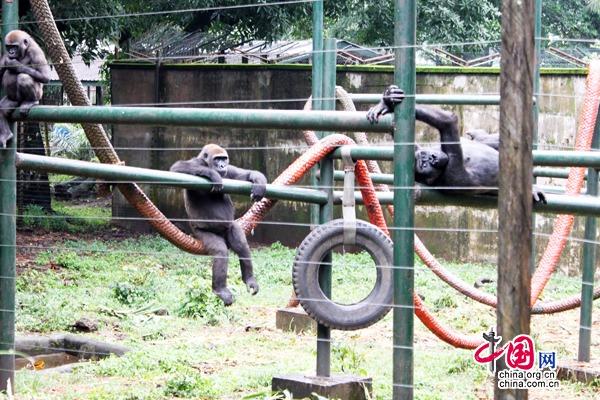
[
  {"x1": 292, "y1": 219, "x2": 394, "y2": 330},
  {"x1": 292, "y1": 147, "x2": 394, "y2": 331}
]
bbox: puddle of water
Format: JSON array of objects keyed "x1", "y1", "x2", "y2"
[{"x1": 15, "y1": 352, "x2": 82, "y2": 371}]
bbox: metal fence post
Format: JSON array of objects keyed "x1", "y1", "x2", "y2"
[{"x1": 0, "y1": 0, "x2": 18, "y2": 393}]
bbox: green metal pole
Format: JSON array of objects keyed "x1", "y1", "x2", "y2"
[
  {"x1": 330, "y1": 168, "x2": 587, "y2": 184},
  {"x1": 578, "y1": 108, "x2": 600, "y2": 362},
  {"x1": 393, "y1": 0, "x2": 416, "y2": 398},
  {"x1": 310, "y1": 0, "x2": 324, "y2": 229},
  {"x1": 15, "y1": 153, "x2": 329, "y2": 205},
  {"x1": 349, "y1": 93, "x2": 502, "y2": 105},
  {"x1": 329, "y1": 146, "x2": 600, "y2": 168},
  {"x1": 14, "y1": 106, "x2": 393, "y2": 133},
  {"x1": 316, "y1": 37, "x2": 336, "y2": 379},
  {"x1": 531, "y1": 0, "x2": 542, "y2": 274},
  {"x1": 0, "y1": 0, "x2": 18, "y2": 393}
]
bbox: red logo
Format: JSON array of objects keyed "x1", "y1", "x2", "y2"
[{"x1": 474, "y1": 332, "x2": 535, "y2": 372}]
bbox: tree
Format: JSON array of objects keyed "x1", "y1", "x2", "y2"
[
  {"x1": 540, "y1": 0, "x2": 600, "y2": 41},
  {"x1": 327, "y1": 0, "x2": 501, "y2": 52}
]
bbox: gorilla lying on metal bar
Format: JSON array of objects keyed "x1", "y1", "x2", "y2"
[
  {"x1": 366, "y1": 85, "x2": 546, "y2": 203},
  {"x1": 170, "y1": 144, "x2": 267, "y2": 305}
]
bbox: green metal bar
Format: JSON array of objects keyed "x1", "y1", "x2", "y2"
[
  {"x1": 316, "y1": 37, "x2": 336, "y2": 379},
  {"x1": 332, "y1": 190, "x2": 600, "y2": 217},
  {"x1": 534, "y1": 167, "x2": 580, "y2": 180},
  {"x1": 0, "y1": 0, "x2": 18, "y2": 394},
  {"x1": 329, "y1": 146, "x2": 394, "y2": 161},
  {"x1": 310, "y1": 0, "x2": 324, "y2": 238},
  {"x1": 13, "y1": 106, "x2": 393, "y2": 134},
  {"x1": 578, "y1": 107, "x2": 600, "y2": 362},
  {"x1": 393, "y1": 0, "x2": 416, "y2": 397},
  {"x1": 15, "y1": 153, "x2": 329, "y2": 205},
  {"x1": 349, "y1": 93, "x2": 501, "y2": 105},
  {"x1": 21, "y1": 151, "x2": 600, "y2": 217},
  {"x1": 532, "y1": 151, "x2": 600, "y2": 167},
  {"x1": 329, "y1": 168, "x2": 588, "y2": 184},
  {"x1": 329, "y1": 146, "x2": 600, "y2": 168}
]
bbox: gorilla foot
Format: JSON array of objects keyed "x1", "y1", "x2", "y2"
[
  {"x1": 0, "y1": 130, "x2": 13, "y2": 148},
  {"x1": 532, "y1": 185, "x2": 547, "y2": 204},
  {"x1": 245, "y1": 276, "x2": 259, "y2": 296},
  {"x1": 214, "y1": 287, "x2": 234, "y2": 306},
  {"x1": 19, "y1": 101, "x2": 39, "y2": 116}
]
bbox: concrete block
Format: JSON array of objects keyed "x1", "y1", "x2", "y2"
[
  {"x1": 272, "y1": 372, "x2": 372, "y2": 400},
  {"x1": 276, "y1": 308, "x2": 316, "y2": 333}
]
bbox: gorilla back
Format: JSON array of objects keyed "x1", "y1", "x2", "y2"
[{"x1": 170, "y1": 144, "x2": 267, "y2": 305}]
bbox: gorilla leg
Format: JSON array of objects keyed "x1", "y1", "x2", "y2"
[
  {"x1": 226, "y1": 221, "x2": 259, "y2": 296},
  {"x1": 193, "y1": 228, "x2": 234, "y2": 305},
  {"x1": 0, "y1": 96, "x2": 19, "y2": 148},
  {"x1": 16, "y1": 74, "x2": 42, "y2": 116}
]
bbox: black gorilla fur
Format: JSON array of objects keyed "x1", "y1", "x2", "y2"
[
  {"x1": 170, "y1": 144, "x2": 268, "y2": 305},
  {"x1": 366, "y1": 85, "x2": 546, "y2": 203}
]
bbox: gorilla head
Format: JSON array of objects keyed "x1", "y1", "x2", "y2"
[
  {"x1": 415, "y1": 146, "x2": 448, "y2": 185},
  {"x1": 199, "y1": 144, "x2": 229, "y2": 177}
]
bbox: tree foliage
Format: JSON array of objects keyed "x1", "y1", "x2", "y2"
[
  {"x1": 7, "y1": 0, "x2": 600, "y2": 63},
  {"x1": 328, "y1": 0, "x2": 501, "y2": 50}
]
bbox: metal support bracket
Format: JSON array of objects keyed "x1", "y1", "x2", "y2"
[{"x1": 341, "y1": 146, "x2": 357, "y2": 245}]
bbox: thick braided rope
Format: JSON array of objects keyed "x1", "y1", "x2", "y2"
[
  {"x1": 30, "y1": 0, "x2": 210, "y2": 254},
  {"x1": 31, "y1": 2, "x2": 117, "y2": 164},
  {"x1": 237, "y1": 134, "x2": 388, "y2": 235},
  {"x1": 530, "y1": 59, "x2": 600, "y2": 307}
]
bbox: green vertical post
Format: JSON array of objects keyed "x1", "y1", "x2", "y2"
[
  {"x1": 310, "y1": 0, "x2": 324, "y2": 228},
  {"x1": 578, "y1": 108, "x2": 600, "y2": 362},
  {"x1": 393, "y1": 0, "x2": 416, "y2": 398},
  {"x1": 531, "y1": 0, "x2": 542, "y2": 274},
  {"x1": 0, "y1": 0, "x2": 18, "y2": 394},
  {"x1": 316, "y1": 37, "x2": 336, "y2": 378}
]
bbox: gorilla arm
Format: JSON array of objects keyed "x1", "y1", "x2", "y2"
[
  {"x1": 169, "y1": 158, "x2": 224, "y2": 193},
  {"x1": 225, "y1": 165, "x2": 267, "y2": 202}
]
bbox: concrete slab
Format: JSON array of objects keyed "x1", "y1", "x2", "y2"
[
  {"x1": 276, "y1": 308, "x2": 316, "y2": 333},
  {"x1": 272, "y1": 372, "x2": 372, "y2": 400}
]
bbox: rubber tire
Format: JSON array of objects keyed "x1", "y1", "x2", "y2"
[{"x1": 292, "y1": 219, "x2": 394, "y2": 330}]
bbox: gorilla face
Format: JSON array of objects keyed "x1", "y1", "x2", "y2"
[
  {"x1": 213, "y1": 155, "x2": 229, "y2": 177},
  {"x1": 5, "y1": 44, "x2": 21, "y2": 60},
  {"x1": 415, "y1": 148, "x2": 448, "y2": 175}
]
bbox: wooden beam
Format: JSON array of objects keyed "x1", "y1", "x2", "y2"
[{"x1": 496, "y1": 0, "x2": 535, "y2": 399}]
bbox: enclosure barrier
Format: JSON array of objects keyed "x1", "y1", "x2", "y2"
[
  {"x1": 14, "y1": 153, "x2": 329, "y2": 205},
  {"x1": 325, "y1": 168, "x2": 592, "y2": 183},
  {"x1": 16, "y1": 149, "x2": 600, "y2": 218}
]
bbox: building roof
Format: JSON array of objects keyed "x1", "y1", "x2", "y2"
[{"x1": 48, "y1": 55, "x2": 103, "y2": 84}]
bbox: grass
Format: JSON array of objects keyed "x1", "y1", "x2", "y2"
[
  {"x1": 23, "y1": 200, "x2": 112, "y2": 233},
  {"x1": 5, "y1": 201, "x2": 600, "y2": 399}
]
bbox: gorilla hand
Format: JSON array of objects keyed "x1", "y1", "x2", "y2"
[
  {"x1": 250, "y1": 182, "x2": 266, "y2": 202},
  {"x1": 4, "y1": 58, "x2": 23, "y2": 73},
  {"x1": 205, "y1": 170, "x2": 224, "y2": 193},
  {"x1": 532, "y1": 185, "x2": 547, "y2": 204},
  {"x1": 245, "y1": 275, "x2": 259, "y2": 295},
  {"x1": 366, "y1": 85, "x2": 405, "y2": 124}
]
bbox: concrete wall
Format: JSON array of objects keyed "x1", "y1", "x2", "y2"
[{"x1": 111, "y1": 63, "x2": 594, "y2": 276}]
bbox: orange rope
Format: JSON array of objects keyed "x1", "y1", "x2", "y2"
[{"x1": 531, "y1": 59, "x2": 600, "y2": 307}]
